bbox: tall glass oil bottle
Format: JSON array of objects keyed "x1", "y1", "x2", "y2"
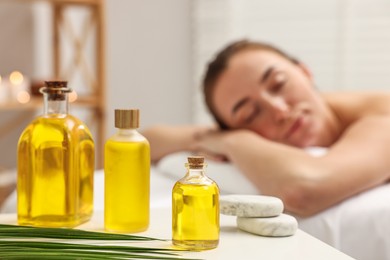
[
  {"x1": 17, "y1": 81, "x2": 94, "y2": 227},
  {"x1": 172, "y1": 156, "x2": 220, "y2": 250},
  {"x1": 104, "y1": 109, "x2": 150, "y2": 233}
]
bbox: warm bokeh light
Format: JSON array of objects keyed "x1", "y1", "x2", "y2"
[
  {"x1": 17, "y1": 90, "x2": 31, "y2": 104},
  {"x1": 0, "y1": 75, "x2": 2, "y2": 84},
  {"x1": 69, "y1": 91, "x2": 78, "y2": 103},
  {"x1": 10, "y1": 71, "x2": 24, "y2": 85}
]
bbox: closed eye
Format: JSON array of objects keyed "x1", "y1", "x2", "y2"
[
  {"x1": 269, "y1": 71, "x2": 287, "y2": 93},
  {"x1": 270, "y1": 82, "x2": 284, "y2": 93},
  {"x1": 244, "y1": 105, "x2": 260, "y2": 124}
]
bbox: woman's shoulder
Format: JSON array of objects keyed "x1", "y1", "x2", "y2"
[{"x1": 323, "y1": 91, "x2": 390, "y2": 120}]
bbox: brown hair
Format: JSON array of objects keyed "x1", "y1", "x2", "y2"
[{"x1": 202, "y1": 39, "x2": 298, "y2": 129}]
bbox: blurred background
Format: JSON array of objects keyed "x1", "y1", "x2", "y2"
[{"x1": 0, "y1": 0, "x2": 389, "y2": 169}]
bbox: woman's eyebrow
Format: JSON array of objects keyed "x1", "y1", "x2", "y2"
[
  {"x1": 260, "y1": 66, "x2": 274, "y2": 84},
  {"x1": 232, "y1": 97, "x2": 250, "y2": 114}
]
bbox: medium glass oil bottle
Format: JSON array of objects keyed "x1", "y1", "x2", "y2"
[
  {"x1": 104, "y1": 109, "x2": 150, "y2": 233},
  {"x1": 17, "y1": 81, "x2": 94, "y2": 227},
  {"x1": 172, "y1": 156, "x2": 220, "y2": 250}
]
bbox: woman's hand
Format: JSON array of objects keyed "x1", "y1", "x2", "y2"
[
  {"x1": 193, "y1": 129, "x2": 255, "y2": 162},
  {"x1": 142, "y1": 124, "x2": 218, "y2": 163}
]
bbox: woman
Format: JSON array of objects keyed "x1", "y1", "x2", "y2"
[{"x1": 143, "y1": 40, "x2": 390, "y2": 217}]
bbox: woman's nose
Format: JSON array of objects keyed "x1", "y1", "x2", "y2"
[{"x1": 264, "y1": 97, "x2": 290, "y2": 123}]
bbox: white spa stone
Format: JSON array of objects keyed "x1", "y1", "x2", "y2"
[
  {"x1": 237, "y1": 214, "x2": 298, "y2": 237},
  {"x1": 220, "y1": 195, "x2": 284, "y2": 217}
]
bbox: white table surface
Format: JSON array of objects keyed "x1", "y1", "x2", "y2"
[{"x1": 0, "y1": 208, "x2": 355, "y2": 260}]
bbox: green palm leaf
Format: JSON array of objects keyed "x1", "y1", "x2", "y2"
[
  {"x1": 0, "y1": 224, "x2": 161, "y2": 240},
  {"x1": 0, "y1": 224, "x2": 202, "y2": 260}
]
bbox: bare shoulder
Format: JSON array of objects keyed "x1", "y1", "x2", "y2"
[
  {"x1": 322, "y1": 91, "x2": 390, "y2": 122},
  {"x1": 323, "y1": 93, "x2": 390, "y2": 171},
  {"x1": 322, "y1": 92, "x2": 390, "y2": 154}
]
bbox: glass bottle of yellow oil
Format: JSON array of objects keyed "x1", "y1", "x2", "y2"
[
  {"x1": 172, "y1": 156, "x2": 219, "y2": 250},
  {"x1": 17, "y1": 81, "x2": 94, "y2": 227},
  {"x1": 104, "y1": 109, "x2": 150, "y2": 233}
]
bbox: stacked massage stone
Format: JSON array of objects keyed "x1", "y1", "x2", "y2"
[{"x1": 220, "y1": 195, "x2": 298, "y2": 237}]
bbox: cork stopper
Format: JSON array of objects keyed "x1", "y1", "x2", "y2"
[
  {"x1": 39, "y1": 81, "x2": 72, "y2": 100},
  {"x1": 187, "y1": 156, "x2": 205, "y2": 169},
  {"x1": 115, "y1": 109, "x2": 139, "y2": 129},
  {"x1": 45, "y1": 81, "x2": 68, "y2": 88}
]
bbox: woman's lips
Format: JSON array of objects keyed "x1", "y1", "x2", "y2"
[{"x1": 285, "y1": 116, "x2": 304, "y2": 140}]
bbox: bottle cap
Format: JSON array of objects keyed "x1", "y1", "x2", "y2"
[
  {"x1": 45, "y1": 81, "x2": 68, "y2": 89},
  {"x1": 40, "y1": 81, "x2": 72, "y2": 100},
  {"x1": 40, "y1": 81, "x2": 72, "y2": 93},
  {"x1": 115, "y1": 109, "x2": 139, "y2": 129},
  {"x1": 187, "y1": 156, "x2": 205, "y2": 169}
]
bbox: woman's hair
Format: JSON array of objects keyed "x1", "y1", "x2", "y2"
[{"x1": 202, "y1": 39, "x2": 298, "y2": 129}]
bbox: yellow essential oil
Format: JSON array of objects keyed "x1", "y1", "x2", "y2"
[
  {"x1": 17, "y1": 81, "x2": 94, "y2": 227},
  {"x1": 172, "y1": 156, "x2": 219, "y2": 250},
  {"x1": 104, "y1": 109, "x2": 150, "y2": 233}
]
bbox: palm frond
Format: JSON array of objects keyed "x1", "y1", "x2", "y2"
[{"x1": 0, "y1": 224, "x2": 202, "y2": 260}]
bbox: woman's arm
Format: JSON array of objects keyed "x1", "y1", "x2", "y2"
[
  {"x1": 196, "y1": 115, "x2": 390, "y2": 217},
  {"x1": 141, "y1": 125, "x2": 213, "y2": 163}
]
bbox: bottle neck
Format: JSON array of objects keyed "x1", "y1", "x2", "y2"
[
  {"x1": 186, "y1": 167, "x2": 206, "y2": 177},
  {"x1": 111, "y1": 128, "x2": 146, "y2": 142},
  {"x1": 117, "y1": 128, "x2": 138, "y2": 135},
  {"x1": 43, "y1": 93, "x2": 68, "y2": 115}
]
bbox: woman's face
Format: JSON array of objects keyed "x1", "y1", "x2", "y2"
[{"x1": 212, "y1": 49, "x2": 335, "y2": 148}]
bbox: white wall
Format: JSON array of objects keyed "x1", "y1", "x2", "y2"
[{"x1": 105, "y1": 0, "x2": 193, "y2": 137}]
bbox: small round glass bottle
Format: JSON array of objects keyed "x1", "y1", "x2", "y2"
[
  {"x1": 104, "y1": 109, "x2": 150, "y2": 233},
  {"x1": 172, "y1": 156, "x2": 220, "y2": 250},
  {"x1": 17, "y1": 81, "x2": 95, "y2": 227}
]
